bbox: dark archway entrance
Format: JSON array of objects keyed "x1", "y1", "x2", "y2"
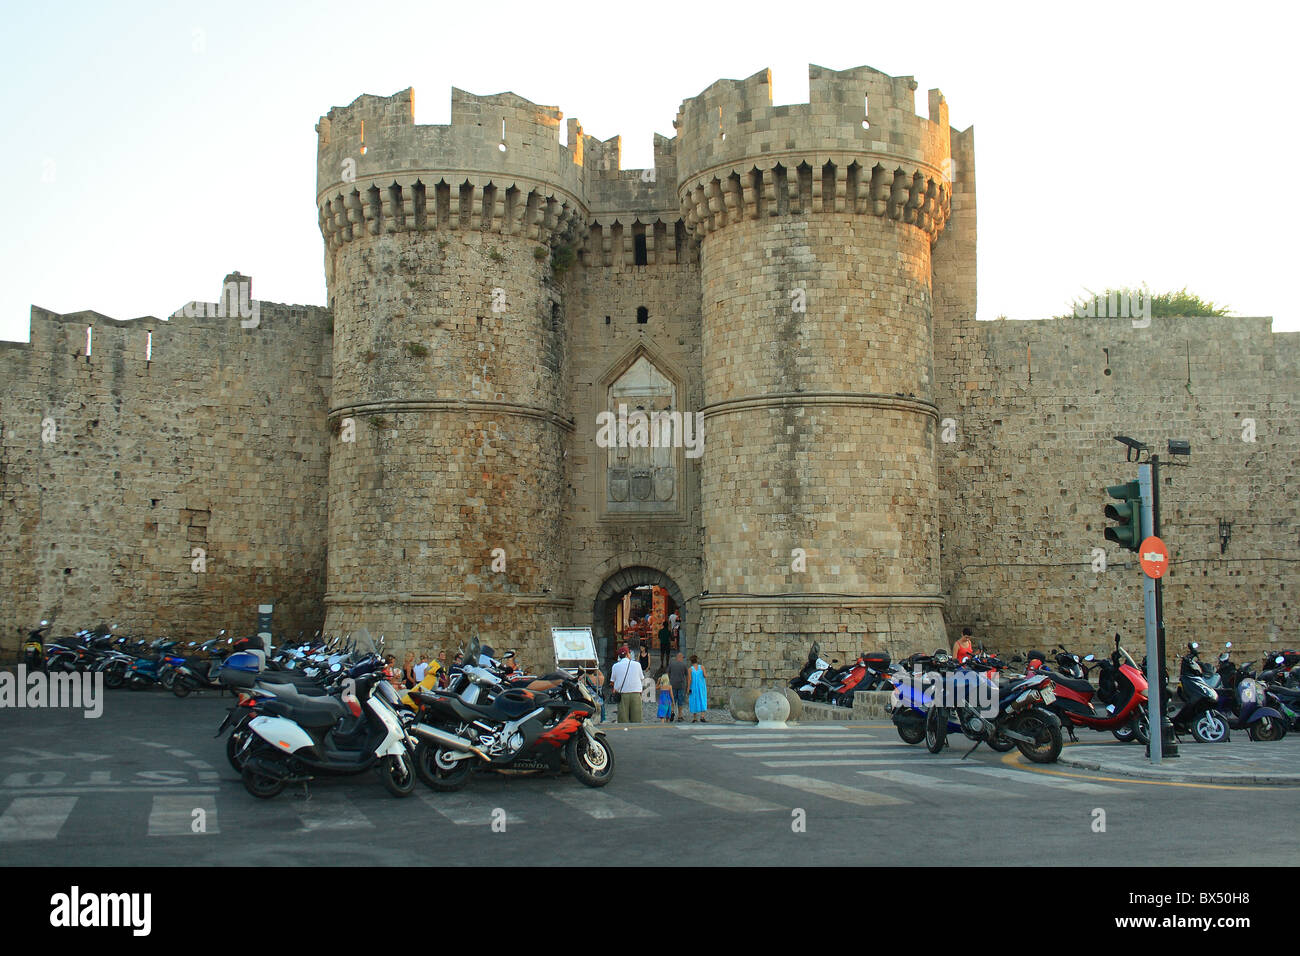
[{"x1": 591, "y1": 566, "x2": 687, "y2": 674}]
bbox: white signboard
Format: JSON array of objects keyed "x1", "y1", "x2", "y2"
[{"x1": 551, "y1": 627, "x2": 597, "y2": 667}]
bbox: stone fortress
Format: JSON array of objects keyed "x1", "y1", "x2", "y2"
[{"x1": 2, "y1": 65, "x2": 1296, "y2": 690}]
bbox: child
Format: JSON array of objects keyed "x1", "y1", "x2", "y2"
[{"x1": 657, "y1": 673, "x2": 673, "y2": 723}]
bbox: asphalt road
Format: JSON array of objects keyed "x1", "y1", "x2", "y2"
[{"x1": 2, "y1": 691, "x2": 1298, "y2": 866}]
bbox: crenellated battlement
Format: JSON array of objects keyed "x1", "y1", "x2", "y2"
[
  {"x1": 673, "y1": 65, "x2": 962, "y2": 242},
  {"x1": 316, "y1": 88, "x2": 591, "y2": 255}
]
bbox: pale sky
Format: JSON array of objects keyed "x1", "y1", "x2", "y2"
[{"x1": 2, "y1": 0, "x2": 1294, "y2": 341}]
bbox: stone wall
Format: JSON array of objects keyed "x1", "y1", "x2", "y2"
[
  {"x1": 0, "y1": 283, "x2": 332, "y2": 656},
  {"x1": 936, "y1": 314, "x2": 1300, "y2": 667}
]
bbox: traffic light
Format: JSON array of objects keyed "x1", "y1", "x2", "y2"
[{"x1": 1104, "y1": 480, "x2": 1143, "y2": 552}]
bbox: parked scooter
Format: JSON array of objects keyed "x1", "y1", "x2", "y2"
[
  {"x1": 22, "y1": 621, "x2": 52, "y2": 671},
  {"x1": 1038, "y1": 634, "x2": 1150, "y2": 744},
  {"x1": 1168, "y1": 643, "x2": 1230, "y2": 743},
  {"x1": 238, "y1": 661, "x2": 416, "y2": 799},
  {"x1": 171, "y1": 634, "x2": 234, "y2": 697}
]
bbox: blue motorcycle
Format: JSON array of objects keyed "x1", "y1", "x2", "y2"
[
  {"x1": 887, "y1": 652, "x2": 1006, "y2": 746},
  {"x1": 125, "y1": 638, "x2": 179, "y2": 690}
]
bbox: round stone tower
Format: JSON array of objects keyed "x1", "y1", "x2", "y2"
[
  {"x1": 315, "y1": 88, "x2": 585, "y2": 657},
  {"x1": 674, "y1": 66, "x2": 955, "y2": 685}
]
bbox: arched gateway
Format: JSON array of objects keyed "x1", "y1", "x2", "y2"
[{"x1": 591, "y1": 567, "x2": 688, "y2": 670}]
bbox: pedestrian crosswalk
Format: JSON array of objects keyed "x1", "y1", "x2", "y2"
[{"x1": 0, "y1": 727, "x2": 1128, "y2": 843}]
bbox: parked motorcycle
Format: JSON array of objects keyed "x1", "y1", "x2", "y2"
[
  {"x1": 924, "y1": 660, "x2": 1063, "y2": 763},
  {"x1": 238, "y1": 660, "x2": 415, "y2": 799},
  {"x1": 172, "y1": 635, "x2": 234, "y2": 697},
  {"x1": 1039, "y1": 635, "x2": 1149, "y2": 744},
  {"x1": 1169, "y1": 643, "x2": 1230, "y2": 743},
  {"x1": 406, "y1": 637, "x2": 612, "y2": 791},
  {"x1": 21, "y1": 622, "x2": 51, "y2": 671}
]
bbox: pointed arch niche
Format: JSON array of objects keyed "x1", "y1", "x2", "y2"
[{"x1": 595, "y1": 342, "x2": 692, "y2": 521}]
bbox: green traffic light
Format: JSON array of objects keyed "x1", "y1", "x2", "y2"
[{"x1": 1103, "y1": 480, "x2": 1143, "y2": 552}]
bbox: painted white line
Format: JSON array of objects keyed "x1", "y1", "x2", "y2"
[
  {"x1": 738, "y1": 749, "x2": 901, "y2": 758},
  {"x1": 167, "y1": 750, "x2": 193, "y2": 758},
  {"x1": 293, "y1": 792, "x2": 373, "y2": 831},
  {"x1": 858, "y1": 769, "x2": 1024, "y2": 798},
  {"x1": 712, "y1": 738, "x2": 877, "y2": 748},
  {"x1": 148, "y1": 794, "x2": 219, "y2": 836},
  {"x1": 956, "y1": 766, "x2": 1121, "y2": 794},
  {"x1": 197, "y1": 772, "x2": 220, "y2": 783},
  {"x1": 762, "y1": 759, "x2": 914, "y2": 768},
  {"x1": 0, "y1": 796, "x2": 78, "y2": 841},
  {"x1": 647, "y1": 779, "x2": 785, "y2": 812},
  {"x1": 417, "y1": 791, "x2": 524, "y2": 826},
  {"x1": 544, "y1": 788, "x2": 658, "y2": 819},
  {"x1": 691, "y1": 738, "x2": 852, "y2": 743},
  {"x1": 757, "y1": 775, "x2": 910, "y2": 807},
  {"x1": 0, "y1": 787, "x2": 219, "y2": 796}
]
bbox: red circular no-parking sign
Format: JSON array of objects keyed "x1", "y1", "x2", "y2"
[{"x1": 1139, "y1": 536, "x2": 1170, "y2": 579}]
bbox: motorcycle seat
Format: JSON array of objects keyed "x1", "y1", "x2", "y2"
[
  {"x1": 262, "y1": 696, "x2": 347, "y2": 728},
  {"x1": 258, "y1": 670, "x2": 327, "y2": 689},
  {"x1": 1050, "y1": 675, "x2": 1094, "y2": 696}
]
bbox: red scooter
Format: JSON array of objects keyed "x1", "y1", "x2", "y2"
[{"x1": 1038, "y1": 634, "x2": 1149, "y2": 743}]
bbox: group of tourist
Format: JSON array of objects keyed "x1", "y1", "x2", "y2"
[{"x1": 608, "y1": 645, "x2": 707, "y2": 724}]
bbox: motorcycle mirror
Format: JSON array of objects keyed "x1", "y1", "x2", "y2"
[
  {"x1": 1084, "y1": 654, "x2": 1095, "y2": 662},
  {"x1": 40, "y1": 620, "x2": 49, "y2": 626},
  {"x1": 1225, "y1": 641, "x2": 1232, "y2": 649},
  {"x1": 1277, "y1": 656, "x2": 1286, "y2": 665}
]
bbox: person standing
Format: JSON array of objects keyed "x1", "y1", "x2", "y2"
[
  {"x1": 657, "y1": 620, "x2": 673, "y2": 670},
  {"x1": 637, "y1": 643, "x2": 652, "y2": 678},
  {"x1": 668, "y1": 652, "x2": 689, "y2": 722},
  {"x1": 687, "y1": 654, "x2": 708, "y2": 723},
  {"x1": 953, "y1": 627, "x2": 974, "y2": 664},
  {"x1": 610, "y1": 647, "x2": 643, "y2": 724},
  {"x1": 668, "y1": 610, "x2": 680, "y2": 649}
]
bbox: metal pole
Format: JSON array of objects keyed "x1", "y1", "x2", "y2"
[
  {"x1": 1139, "y1": 463, "x2": 1162, "y2": 763},
  {"x1": 1150, "y1": 454, "x2": 1178, "y2": 756}
]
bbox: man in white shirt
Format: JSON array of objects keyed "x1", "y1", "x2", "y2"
[
  {"x1": 412, "y1": 654, "x2": 429, "y2": 684},
  {"x1": 610, "y1": 646, "x2": 644, "y2": 724}
]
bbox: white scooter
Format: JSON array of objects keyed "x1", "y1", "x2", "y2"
[{"x1": 238, "y1": 667, "x2": 416, "y2": 799}]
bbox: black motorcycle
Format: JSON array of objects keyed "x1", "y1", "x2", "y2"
[
  {"x1": 1168, "y1": 643, "x2": 1229, "y2": 743},
  {"x1": 408, "y1": 637, "x2": 612, "y2": 791}
]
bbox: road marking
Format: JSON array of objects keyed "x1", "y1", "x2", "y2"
[
  {"x1": 544, "y1": 788, "x2": 658, "y2": 819},
  {"x1": 0, "y1": 796, "x2": 78, "y2": 841},
  {"x1": 997, "y1": 751, "x2": 1277, "y2": 791},
  {"x1": 711, "y1": 738, "x2": 877, "y2": 748},
  {"x1": 685, "y1": 725, "x2": 850, "y2": 733},
  {"x1": 167, "y1": 749, "x2": 193, "y2": 759},
  {"x1": 417, "y1": 791, "x2": 524, "y2": 826},
  {"x1": 0, "y1": 787, "x2": 219, "y2": 796},
  {"x1": 647, "y1": 779, "x2": 784, "y2": 812},
  {"x1": 757, "y1": 775, "x2": 909, "y2": 807},
  {"x1": 148, "y1": 794, "x2": 219, "y2": 836},
  {"x1": 956, "y1": 765, "x2": 1120, "y2": 794},
  {"x1": 293, "y1": 792, "x2": 373, "y2": 831},
  {"x1": 762, "y1": 759, "x2": 914, "y2": 768},
  {"x1": 690, "y1": 731, "x2": 850, "y2": 741},
  {"x1": 858, "y1": 769, "x2": 1024, "y2": 797},
  {"x1": 739, "y1": 749, "x2": 901, "y2": 758}
]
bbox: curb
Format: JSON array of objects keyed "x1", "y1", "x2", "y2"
[{"x1": 1057, "y1": 751, "x2": 1300, "y2": 786}]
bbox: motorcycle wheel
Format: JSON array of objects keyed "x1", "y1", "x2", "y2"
[
  {"x1": 895, "y1": 718, "x2": 926, "y2": 745},
  {"x1": 1248, "y1": 716, "x2": 1285, "y2": 742},
  {"x1": 986, "y1": 732, "x2": 1016, "y2": 753},
  {"x1": 127, "y1": 678, "x2": 146, "y2": 691},
  {"x1": 1112, "y1": 721, "x2": 1135, "y2": 743},
  {"x1": 1192, "y1": 710, "x2": 1229, "y2": 744},
  {"x1": 379, "y1": 752, "x2": 416, "y2": 797},
  {"x1": 413, "y1": 739, "x2": 473, "y2": 792},
  {"x1": 172, "y1": 679, "x2": 191, "y2": 698},
  {"x1": 566, "y1": 732, "x2": 615, "y2": 788},
  {"x1": 226, "y1": 730, "x2": 251, "y2": 772},
  {"x1": 1131, "y1": 709, "x2": 1151, "y2": 745},
  {"x1": 925, "y1": 707, "x2": 948, "y2": 754},
  {"x1": 160, "y1": 669, "x2": 176, "y2": 691},
  {"x1": 104, "y1": 665, "x2": 126, "y2": 690},
  {"x1": 241, "y1": 756, "x2": 286, "y2": 800},
  {"x1": 1012, "y1": 710, "x2": 1062, "y2": 763}
]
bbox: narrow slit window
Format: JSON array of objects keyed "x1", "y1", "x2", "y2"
[
  {"x1": 636, "y1": 306, "x2": 648, "y2": 325},
  {"x1": 146, "y1": 330, "x2": 152, "y2": 362},
  {"x1": 499, "y1": 118, "x2": 507, "y2": 152},
  {"x1": 85, "y1": 326, "x2": 92, "y2": 357},
  {"x1": 633, "y1": 232, "x2": 648, "y2": 266},
  {"x1": 863, "y1": 95, "x2": 870, "y2": 129}
]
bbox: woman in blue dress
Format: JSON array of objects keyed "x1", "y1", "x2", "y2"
[{"x1": 687, "y1": 655, "x2": 708, "y2": 723}]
